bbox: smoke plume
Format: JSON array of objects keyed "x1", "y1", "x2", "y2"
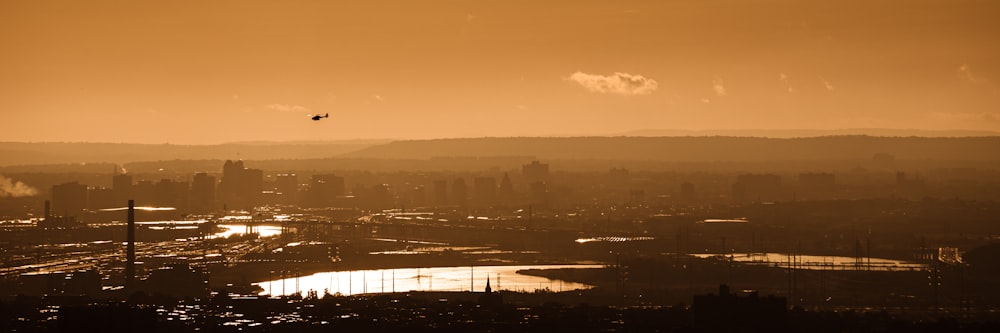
[{"x1": 0, "y1": 175, "x2": 38, "y2": 198}]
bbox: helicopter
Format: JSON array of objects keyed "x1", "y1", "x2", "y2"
[{"x1": 310, "y1": 113, "x2": 329, "y2": 121}]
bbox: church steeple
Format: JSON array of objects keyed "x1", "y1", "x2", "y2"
[{"x1": 485, "y1": 275, "x2": 492, "y2": 294}]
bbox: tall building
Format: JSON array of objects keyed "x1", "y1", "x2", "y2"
[
  {"x1": 51, "y1": 182, "x2": 87, "y2": 218},
  {"x1": 307, "y1": 174, "x2": 345, "y2": 207},
  {"x1": 522, "y1": 161, "x2": 550, "y2": 185},
  {"x1": 113, "y1": 173, "x2": 133, "y2": 204},
  {"x1": 87, "y1": 187, "x2": 116, "y2": 210},
  {"x1": 190, "y1": 172, "x2": 216, "y2": 213},
  {"x1": 275, "y1": 173, "x2": 298, "y2": 205},
  {"x1": 217, "y1": 160, "x2": 263, "y2": 210},
  {"x1": 154, "y1": 179, "x2": 189, "y2": 210}
]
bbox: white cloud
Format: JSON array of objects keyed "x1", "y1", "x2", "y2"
[
  {"x1": 712, "y1": 78, "x2": 726, "y2": 97},
  {"x1": 266, "y1": 104, "x2": 310, "y2": 113},
  {"x1": 568, "y1": 71, "x2": 658, "y2": 95}
]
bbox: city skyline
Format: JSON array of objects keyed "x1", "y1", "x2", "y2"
[{"x1": 2, "y1": 0, "x2": 998, "y2": 144}]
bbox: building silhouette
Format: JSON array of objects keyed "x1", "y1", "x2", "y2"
[
  {"x1": 522, "y1": 160, "x2": 550, "y2": 185},
  {"x1": 154, "y1": 179, "x2": 189, "y2": 210},
  {"x1": 112, "y1": 172, "x2": 133, "y2": 205},
  {"x1": 732, "y1": 173, "x2": 782, "y2": 203},
  {"x1": 693, "y1": 284, "x2": 787, "y2": 332},
  {"x1": 218, "y1": 160, "x2": 263, "y2": 210},
  {"x1": 190, "y1": 172, "x2": 216, "y2": 213},
  {"x1": 274, "y1": 173, "x2": 298, "y2": 205},
  {"x1": 87, "y1": 187, "x2": 115, "y2": 210},
  {"x1": 478, "y1": 275, "x2": 503, "y2": 307},
  {"x1": 307, "y1": 174, "x2": 345, "y2": 207},
  {"x1": 51, "y1": 181, "x2": 87, "y2": 218}
]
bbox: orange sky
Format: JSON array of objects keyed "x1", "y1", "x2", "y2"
[{"x1": 2, "y1": 0, "x2": 998, "y2": 144}]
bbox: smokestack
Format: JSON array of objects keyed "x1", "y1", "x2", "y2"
[
  {"x1": 44, "y1": 200, "x2": 51, "y2": 219},
  {"x1": 126, "y1": 199, "x2": 135, "y2": 291}
]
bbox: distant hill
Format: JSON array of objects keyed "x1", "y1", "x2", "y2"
[
  {"x1": 343, "y1": 136, "x2": 1000, "y2": 161},
  {"x1": 0, "y1": 141, "x2": 386, "y2": 167},
  {"x1": 3, "y1": 136, "x2": 999, "y2": 168},
  {"x1": 618, "y1": 128, "x2": 1000, "y2": 138}
]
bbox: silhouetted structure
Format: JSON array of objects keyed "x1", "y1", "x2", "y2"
[
  {"x1": 87, "y1": 187, "x2": 115, "y2": 210},
  {"x1": 522, "y1": 160, "x2": 550, "y2": 185},
  {"x1": 307, "y1": 174, "x2": 345, "y2": 207},
  {"x1": 37, "y1": 199, "x2": 78, "y2": 228},
  {"x1": 693, "y1": 284, "x2": 787, "y2": 332},
  {"x1": 218, "y1": 160, "x2": 263, "y2": 210},
  {"x1": 112, "y1": 172, "x2": 133, "y2": 204},
  {"x1": 274, "y1": 173, "x2": 298, "y2": 205},
  {"x1": 154, "y1": 179, "x2": 189, "y2": 211},
  {"x1": 51, "y1": 181, "x2": 87, "y2": 218},
  {"x1": 139, "y1": 263, "x2": 209, "y2": 298},
  {"x1": 190, "y1": 172, "x2": 216, "y2": 213},
  {"x1": 732, "y1": 174, "x2": 782, "y2": 203},
  {"x1": 478, "y1": 275, "x2": 503, "y2": 307}
]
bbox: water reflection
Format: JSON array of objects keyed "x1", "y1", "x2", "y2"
[
  {"x1": 255, "y1": 264, "x2": 603, "y2": 297},
  {"x1": 690, "y1": 252, "x2": 926, "y2": 271},
  {"x1": 210, "y1": 224, "x2": 283, "y2": 239}
]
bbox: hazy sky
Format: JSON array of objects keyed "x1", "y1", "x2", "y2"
[{"x1": 2, "y1": 0, "x2": 998, "y2": 144}]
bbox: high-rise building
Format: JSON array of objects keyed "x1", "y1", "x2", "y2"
[
  {"x1": 190, "y1": 172, "x2": 216, "y2": 213},
  {"x1": 87, "y1": 187, "x2": 116, "y2": 210},
  {"x1": 154, "y1": 179, "x2": 189, "y2": 210},
  {"x1": 274, "y1": 173, "x2": 298, "y2": 205},
  {"x1": 217, "y1": 160, "x2": 264, "y2": 210},
  {"x1": 113, "y1": 173, "x2": 133, "y2": 204},
  {"x1": 307, "y1": 174, "x2": 345, "y2": 207},
  {"x1": 51, "y1": 182, "x2": 87, "y2": 218},
  {"x1": 522, "y1": 161, "x2": 550, "y2": 185}
]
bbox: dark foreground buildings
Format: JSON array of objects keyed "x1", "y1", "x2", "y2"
[{"x1": 693, "y1": 284, "x2": 787, "y2": 332}]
